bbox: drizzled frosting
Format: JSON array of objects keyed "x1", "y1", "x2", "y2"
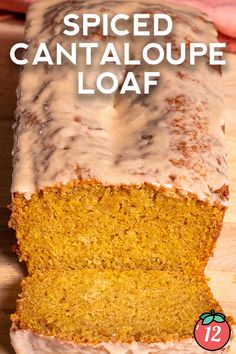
[
  {"x1": 11, "y1": 0, "x2": 228, "y2": 205},
  {"x1": 10, "y1": 327, "x2": 230, "y2": 354}
]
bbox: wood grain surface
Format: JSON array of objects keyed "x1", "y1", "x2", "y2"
[{"x1": 0, "y1": 16, "x2": 236, "y2": 354}]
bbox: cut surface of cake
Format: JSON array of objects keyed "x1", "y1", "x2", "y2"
[
  {"x1": 11, "y1": 183, "x2": 225, "y2": 274},
  {"x1": 11, "y1": 270, "x2": 223, "y2": 352},
  {"x1": 9, "y1": 0, "x2": 230, "y2": 353}
]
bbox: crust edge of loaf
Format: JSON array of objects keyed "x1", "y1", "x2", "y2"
[{"x1": 10, "y1": 324, "x2": 231, "y2": 354}]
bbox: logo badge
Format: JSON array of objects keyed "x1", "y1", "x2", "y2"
[{"x1": 194, "y1": 309, "x2": 231, "y2": 351}]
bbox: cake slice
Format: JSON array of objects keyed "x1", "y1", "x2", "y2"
[{"x1": 11, "y1": 269, "x2": 224, "y2": 353}]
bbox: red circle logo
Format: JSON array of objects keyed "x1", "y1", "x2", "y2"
[{"x1": 194, "y1": 310, "x2": 231, "y2": 351}]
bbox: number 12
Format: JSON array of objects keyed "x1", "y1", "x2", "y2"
[{"x1": 205, "y1": 325, "x2": 221, "y2": 342}]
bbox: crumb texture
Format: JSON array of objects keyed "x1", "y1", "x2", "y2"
[
  {"x1": 10, "y1": 0, "x2": 229, "y2": 350},
  {"x1": 10, "y1": 183, "x2": 225, "y2": 274},
  {"x1": 12, "y1": 270, "x2": 221, "y2": 344}
]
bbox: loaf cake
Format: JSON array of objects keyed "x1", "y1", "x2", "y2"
[
  {"x1": 10, "y1": 0, "x2": 228, "y2": 274},
  {"x1": 10, "y1": 0, "x2": 230, "y2": 353}
]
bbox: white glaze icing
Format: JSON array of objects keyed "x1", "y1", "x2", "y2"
[
  {"x1": 11, "y1": 0, "x2": 228, "y2": 205},
  {"x1": 10, "y1": 327, "x2": 230, "y2": 354}
]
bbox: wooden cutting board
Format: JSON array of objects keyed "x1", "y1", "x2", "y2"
[{"x1": 0, "y1": 15, "x2": 236, "y2": 354}]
